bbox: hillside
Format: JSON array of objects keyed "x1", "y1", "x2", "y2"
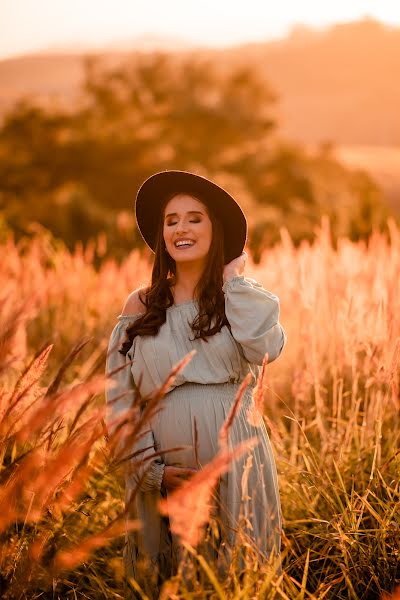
[
  {"x1": 1, "y1": 18, "x2": 399, "y2": 146},
  {"x1": 221, "y1": 18, "x2": 400, "y2": 146}
]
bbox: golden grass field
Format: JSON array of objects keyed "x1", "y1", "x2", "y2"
[{"x1": 0, "y1": 217, "x2": 399, "y2": 599}]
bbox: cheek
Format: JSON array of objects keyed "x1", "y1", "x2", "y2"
[{"x1": 163, "y1": 226, "x2": 170, "y2": 242}]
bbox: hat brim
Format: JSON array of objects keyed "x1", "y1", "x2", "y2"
[{"x1": 135, "y1": 170, "x2": 247, "y2": 265}]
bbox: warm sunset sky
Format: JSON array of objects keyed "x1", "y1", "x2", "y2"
[{"x1": 1, "y1": 0, "x2": 399, "y2": 59}]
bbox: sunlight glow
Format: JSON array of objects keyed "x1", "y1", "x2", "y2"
[{"x1": 1, "y1": 0, "x2": 399, "y2": 59}]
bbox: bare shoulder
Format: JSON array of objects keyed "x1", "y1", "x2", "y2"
[{"x1": 121, "y1": 286, "x2": 148, "y2": 316}]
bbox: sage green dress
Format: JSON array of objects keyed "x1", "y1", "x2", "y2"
[{"x1": 105, "y1": 275, "x2": 287, "y2": 592}]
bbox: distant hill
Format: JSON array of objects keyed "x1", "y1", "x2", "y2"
[
  {"x1": 332, "y1": 145, "x2": 400, "y2": 213},
  {"x1": 0, "y1": 53, "x2": 85, "y2": 113},
  {"x1": 0, "y1": 18, "x2": 399, "y2": 146},
  {"x1": 220, "y1": 18, "x2": 400, "y2": 146}
]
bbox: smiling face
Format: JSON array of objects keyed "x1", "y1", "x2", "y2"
[{"x1": 163, "y1": 193, "x2": 213, "y2": 267}]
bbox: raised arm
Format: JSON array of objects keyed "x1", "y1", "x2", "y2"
[{"x1": 222, "y1": 275, "x2": 287, "y2": 366}]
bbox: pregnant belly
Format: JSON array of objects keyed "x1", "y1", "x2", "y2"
[{"x1": 150, "y1": 380, "x2": 256, "y2": 469}]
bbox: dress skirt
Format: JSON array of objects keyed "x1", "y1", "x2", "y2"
[{"x1": 124, "y1": 380, "x2": 282, "y2": 595}]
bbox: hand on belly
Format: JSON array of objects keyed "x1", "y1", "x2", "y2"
[{"x1": 162, "y1": 466, "x2": 198, "y2": 491}]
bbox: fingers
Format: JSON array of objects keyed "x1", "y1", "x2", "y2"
[
  {"x1": 175, "y1": 467, "x2": 197, "y2": 479},
  {"x1": 170, "y1": 466, "x2": 197, "y2": 474},
  {"x1": 163, "y1": 466, "x2": 199, "y2": 491}
]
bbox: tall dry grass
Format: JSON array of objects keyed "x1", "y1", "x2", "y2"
[{"x1": 0, "y1": 217, "x2": 399, "y2": 599}]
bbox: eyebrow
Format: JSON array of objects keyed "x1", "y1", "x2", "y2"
[{"x1": 164, "y1": 210, "x2": 204, "y2": 218}]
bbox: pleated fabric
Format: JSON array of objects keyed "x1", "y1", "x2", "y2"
[
  {"x1": 105, "y1": 275, "x2": 287, "y2": 596},
  {"x1": 151, "y1": 381, "x2": 282, "y2": 553}
]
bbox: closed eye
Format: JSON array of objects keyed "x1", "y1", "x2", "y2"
[{"x1": 166, "y1": 219, "x2": 201, "y2": 226}]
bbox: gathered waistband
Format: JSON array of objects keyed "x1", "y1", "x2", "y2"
[{"x1": 165, "y1": 380, "x2": 256, "y2": 402}]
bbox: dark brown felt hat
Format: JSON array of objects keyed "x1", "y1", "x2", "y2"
[{"x1": 135, "y1": 170, "x2": 247, "y2": 264}]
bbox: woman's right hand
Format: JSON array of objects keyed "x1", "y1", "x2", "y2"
[{"x1": 162, "y1": 466, "x2": 197, "y2": 491}]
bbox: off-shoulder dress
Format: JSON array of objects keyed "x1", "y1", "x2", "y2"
[{"x1": 105, "y1": 275, "x2": 287, "y2": 589}]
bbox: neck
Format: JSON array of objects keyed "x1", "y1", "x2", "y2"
[{"x1": 171, "y1": 260, "x2": 206, "y2": 301}]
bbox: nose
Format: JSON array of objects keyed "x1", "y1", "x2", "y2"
[{"x1": 174, "y1": 219, "x2": 189, "y2": 235}]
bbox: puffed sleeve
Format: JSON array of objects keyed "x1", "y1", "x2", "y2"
[
  {"x1": 105, "y1": 315, "x2": 165, "y2": 492},
  {"x1": 222, "y1": 275, "x2": 287, "y2": 366}
]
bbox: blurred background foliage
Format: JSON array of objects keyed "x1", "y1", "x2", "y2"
[{"x1": 0, "y1": 51, "x2": 392, "y2": 262}]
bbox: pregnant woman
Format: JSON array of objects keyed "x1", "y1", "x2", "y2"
[{"x1": 105, "y1": 170, "x2": 287, "y2": 596}]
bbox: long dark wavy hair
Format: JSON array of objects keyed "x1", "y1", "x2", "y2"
[{"x1": 119, "y1": 192, "x2": 230, "y2": 356}]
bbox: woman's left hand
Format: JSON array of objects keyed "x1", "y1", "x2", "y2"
[{"x1": 223, "y1": 251, "x2": 247, "y2": 283}]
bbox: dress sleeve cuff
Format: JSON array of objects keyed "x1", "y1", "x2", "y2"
[
  {"x1": 148, "y1": 461, "x2": 165, "y2": 491},
  {"x1": 222, "y1": 275, "x2": 266, "y2": 294},
  {"x1": 222, "y1": 275, "x2": 246, "y2": 292},
  {"x1": 126, "y1": 459, "x2": 165, "y2": 493}
]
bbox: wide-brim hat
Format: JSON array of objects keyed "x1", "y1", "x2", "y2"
[{"x1": 135, "y1": 170, "x2": 247, "y2": 264}]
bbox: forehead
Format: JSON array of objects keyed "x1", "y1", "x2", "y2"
[{"x1": 163, "y1": 193, "x2": 207, "y2": 216}]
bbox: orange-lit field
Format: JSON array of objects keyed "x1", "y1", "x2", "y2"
[{"x1": 1, "y1": 217, "x2": 399, "y2": 599}]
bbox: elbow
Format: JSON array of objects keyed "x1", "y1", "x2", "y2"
[
  {"x1": 242, "y1": 323, "x2": 287, "y2": 366},
  {"x1": 268, "y1": 324, "x2": 287, "y2": 363}
]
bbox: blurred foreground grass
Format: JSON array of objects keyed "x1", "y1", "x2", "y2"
[{"x1": 0, "y1": 217, "x2": 399, "y2": 599}]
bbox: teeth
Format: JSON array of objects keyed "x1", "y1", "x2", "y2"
[{"x1": 175, "y1": 240, "x2": 194, "y2": 247}]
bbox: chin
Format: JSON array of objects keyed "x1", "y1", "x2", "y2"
[{"x1": 172, "y1": 252, "x2": 207, "y2": 263}]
